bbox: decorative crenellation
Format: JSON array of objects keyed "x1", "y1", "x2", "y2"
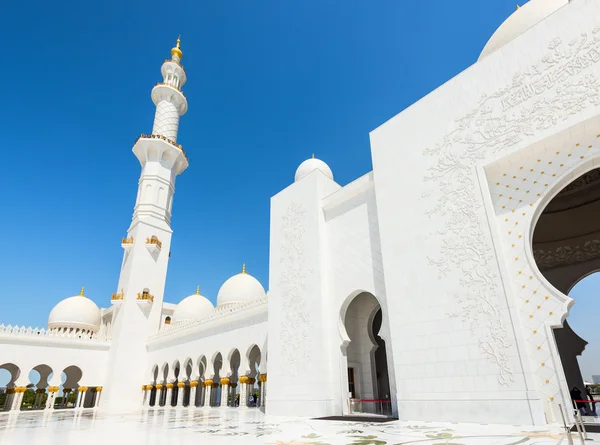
[
  {"x1": 111, "y1": 290, "x2": 124, "y2": 301},
  {"x1": 0, "y1": 324, "x2": 108, "y2": 341},
  {"x1": 121, "y1": 237, "x2": 134, "y2": 245},
  {"x1": 147, "y1": 295, "x2": 268, "y2": 340},
  {"x1": 135, "y1": 134, "x2": 188, "y2": 161}
]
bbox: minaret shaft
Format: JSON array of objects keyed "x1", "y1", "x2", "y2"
[{"x1": 102, "y1": 38, "x2": 189, "y2": 412}]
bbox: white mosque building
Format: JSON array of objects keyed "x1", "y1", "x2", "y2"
[{"x1": 1, "y1": 0, "x2": 599, "y2": 426}]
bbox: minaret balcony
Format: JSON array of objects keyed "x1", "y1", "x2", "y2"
[
  {"x1": 111, "y1": 291, "x2": 124, "y2": 304},
  {"x1": 145, "y1": 236, "x2": 162, "y2": 254},
  {"x1": 136, "y1": 289, "x2": 154, "y2": 305},
  {"x1": 121, "y1": 237, "x2": 134, "y2": 251},
  {"x1": 133, "y1": 134, "x2": 189, "y2": 175}
]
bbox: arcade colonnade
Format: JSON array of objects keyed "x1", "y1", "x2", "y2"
[
  {"x1": 145, "y1": 345, "x2": 267, "y2": 409},
  {"x1": 0, "y1": 362, "x2": 102, "y2": 412}
]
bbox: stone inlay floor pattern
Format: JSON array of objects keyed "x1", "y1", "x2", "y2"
[{"x1": 0, "y1": 408, "x2": 592, "y2": 444}]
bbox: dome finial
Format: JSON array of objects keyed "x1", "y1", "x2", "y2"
[
  {"x1": 79, "y1": 287, "x2": 85, "y2": 297},
  {"x1": 242, "y1": 263, "x2": 246, "y2": 274},
  {"x1": 196, "y1": 286, "x2": 200, "y2": 295},
  {"x1": 516, "y1": 4, "x2": 520, "y2": 9},
  {"x1": 171, "y1": 35, "x2": 183, "y2": 61},
  {"x1": 312, "y1": 153, "x2": 315, "y2": 159}
]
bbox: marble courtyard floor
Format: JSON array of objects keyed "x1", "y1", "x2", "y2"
[{"x1": 0, "y1": 408, "x2": 595, "y2": 445}]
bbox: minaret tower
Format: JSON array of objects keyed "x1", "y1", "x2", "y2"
[{"x1": 102, "y1": 38, "x2": 189, "y2": 411}]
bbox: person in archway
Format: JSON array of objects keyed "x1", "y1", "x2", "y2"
[
  {"x1": 586, "y1": 386, "x2": 597, "y2": 416},
  {"x1": 570, "y1": 386, "x2": 586, "y2": 414}
]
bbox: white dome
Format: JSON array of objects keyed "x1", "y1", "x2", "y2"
[
  {"x1": 48, "y1": 289, "x2": 101, "y2": 332},
  {"x1": 479, "y1": 0, "x2": 568, "y2": 61},
  {"x1": 172, "y1": 288, "x2": 214, "y2": 323},
  {"x1": 216, "y1": 266, "x2": 266, "y2": 307},
  {"x1": 294, "y1": 156, "x2": 333, "y2": 182}
]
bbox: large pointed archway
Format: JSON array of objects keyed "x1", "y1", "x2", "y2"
[
  {"x1": 532, "y1": 167, "x2": 600, "y2": 416},
  {"x1": 340, "y1": 291, "x2": 392, "y2": 417}
]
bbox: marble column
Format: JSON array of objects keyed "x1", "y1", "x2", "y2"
[
  {"x1": 165, "y1": 383, "x2": 174, "y2": 408},
  {"x1": 204, "y1": 380, "x2": 213, "y2": 407},
  {"x1": 259, "y1": 374, "x2": 267, "y2": 409},
  {"x1": 177, "y1": 382, "x2": 186, "y2": 407},
  {"x1": 155, "y1": 384, "x2": 163, "y2": 408},
  {"x1": 142, "y1": 386, "x2": 148, "y2": 406},
  {"x1": 239, "y1": 376, "x2": 249, "y2": 408},
  {"x1": 77, "y1": 387, "x2": 88, "y2": 409},
  {"x1": 46, "y1": 387, "x2": 59, "y2": 410},
  {"x1": 189, "y1": 381, "x2": 198, "y2": 408},
  {"x1": 249, "y1": 378, "x2": 256, "y2": 407},
  {"x1": 219, "y1": 378, "x2": 230, "y2": 407},
  {"x1": 11, "y1": 387, "x2": 26, "y2": 411},
  {"x1": 94, "y1": 387, "x2": 102, "y2": 408},
  {"x1": 4, "y1": 388, "x2": 14, "y2": 410}
]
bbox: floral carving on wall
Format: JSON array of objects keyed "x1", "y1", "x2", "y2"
[
  {"x1": 278, "y1": 201, "x2": 313, "y2": 374},
  {"x1": 421, "y1": 29, "x2": 600, "y2": 386}
]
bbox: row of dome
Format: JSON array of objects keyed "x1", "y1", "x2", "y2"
[{"x1": 48, "y1": 266, "x2": 266, "y2": 332}]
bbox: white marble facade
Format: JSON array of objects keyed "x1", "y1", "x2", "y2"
[{"x1": 1, "y1": 0, "x2": 598, "y2": 428}]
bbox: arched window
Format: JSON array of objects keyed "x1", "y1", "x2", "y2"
[{"x1": 164, "y1": 316, "x2": 171, "y2": 325}]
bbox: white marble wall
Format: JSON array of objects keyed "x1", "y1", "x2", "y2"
[{"x1": 369, "y1": 0, "x2": 600, "y2": 425}]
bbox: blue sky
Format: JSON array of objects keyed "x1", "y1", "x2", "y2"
[{"x1": 0, "y1": 0, "x2": 597, "y2": 381}]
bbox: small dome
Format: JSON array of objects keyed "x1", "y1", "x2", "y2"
[
  {"x1": 48, "y1": 288, "x2": 101, "y2": 332},
  {"x1": 172, "y1": 287, "x2": 214, "y2": 323},
  {"x1": 294, "y1": 155, "x2": 333, "y2": 182},
  {"x1": 216, "y1": 265, "x2": 266, "y2": 307},
  {"x1": 479, "y1": 0, "x2": 568, "y2": 61}
]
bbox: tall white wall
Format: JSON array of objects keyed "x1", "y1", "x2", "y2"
[
  {"x1": 267, "y1": 169, "x2": 340, "y2": 417},
  {"x1": 369, "y1": 0, "x2": 600, "y2": 425}
]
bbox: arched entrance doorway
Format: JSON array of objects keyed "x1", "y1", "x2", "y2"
[
  {"x1": 341, "y1": 292, "x2": 391, "y2": 416},
  {"x1": 532, "y1": 167, "x2": 600, "y2": 416}
]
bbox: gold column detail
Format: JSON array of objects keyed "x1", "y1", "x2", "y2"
[
  {"x1": 166, "y1": 383, "x2": 174, "y2": 390},
  {"x1": 177, "y1": 382, "x2": 186, "y2": 389},
  {"x1": 220, "y1": 378, "x2": 230, "y2": 386},
  {"x1": 190, "y1": 380, "x2": 199, "y2": 388},
  {"x1": 239, "y1": 375, "x2": 250, "y2": 384}
]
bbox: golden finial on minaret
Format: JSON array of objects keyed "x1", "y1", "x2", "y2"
[
  {"x1": 79, "y1": 287, "x2": 85, "y2": 297},
  {"x1": 312, "y1": 153, "x2": 315, "y2": 159},
  {"x1": 171, "y1": 35, "x2": 183, "y2": 61},
  {"x1": 242, "y1": 263, "x2": 246, "y2": 274},
  {"x1": 196, "y1": 286, "x2": 200, "y2": 295},
  {"x1": 516, "y1": 4, "x2": 521, "y2": 9}
]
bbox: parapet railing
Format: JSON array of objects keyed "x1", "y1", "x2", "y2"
[
  {"x1": 135, "y1": 134, "x2": 188, "y2": 161},
  {"x1": 0, "y1": 324, "x2": 109, "y2": 342},
  {"x1": 148, "y1": 296, "x2": 268, "y2": 340}
]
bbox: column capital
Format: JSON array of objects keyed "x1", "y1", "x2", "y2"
[
  {"x1": 190, "y1": 380, "x2": 199, "y2": 388},
  {"x1": 220, "y1": 377, "x2": 230, "y2": 386},
  {"x1": 177, "y1": 382, "x2": 186, "y2": 389},
  {"x1": 259, "y1": 373, "x2": 267, "y2": 383},
  {"x1": 77, "y1": 386, "x2": 88, "y2": 392},
  {"x1": 239, "y1": 375, "x2": 250, "y2": 384},
  {"x1": 166, "y1": 383, "x2": 174, "y2": 389},
  {"x1": 155, "y1": 384, "x2": 163, "y2": 390},
  {"x1": 203, "y1": 379, "x2": 213, "y2": 386}
]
